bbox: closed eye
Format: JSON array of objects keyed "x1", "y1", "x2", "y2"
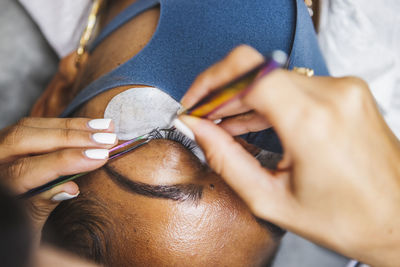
[{"x1": 151, "y1": 128, "x2": 206, "y2": 162}]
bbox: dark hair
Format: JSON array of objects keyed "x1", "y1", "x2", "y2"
[
  {"x1": 0, "y1": 184, "x2": 33, "y2": 267},
  {"x1": 43, "y1": 193, "x2": 113, "y2": 265}
]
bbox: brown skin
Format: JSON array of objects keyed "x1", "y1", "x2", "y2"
[
  {"x1": 77, "y1": 141, "x2": 275, "y2": 266},
  {"x1": 32, "y1": 1, "x2": 280, "y2": 266}
]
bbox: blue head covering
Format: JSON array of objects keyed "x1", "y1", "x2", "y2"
[{"x1": 62, "y1": 0, "x2": 329, "y2": 153}]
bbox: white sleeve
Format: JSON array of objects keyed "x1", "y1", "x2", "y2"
[
  {"x1": 18, "y1": 0, "x2": 91, "y2": 58},
  {"x1": 318, "y1": 0, "x2": 400, "y2": 139}
]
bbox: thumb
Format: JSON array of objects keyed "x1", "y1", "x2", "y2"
[
  {"x1": 26, "y1": 181, "x2": 79, "y2": 241},
  {"x1": 177, "y1": 115, "x2": 287, "y2": 220}
]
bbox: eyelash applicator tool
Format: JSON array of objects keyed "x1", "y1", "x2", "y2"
[
  {"x1": 175, "y1": 50, "x2": 287, "y2": 119},
  {"x1": 17, "y1": 129, "x2": 160, "y2": 199}
]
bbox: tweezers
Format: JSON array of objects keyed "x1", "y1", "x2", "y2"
[{"x1": 17, "y1": 131, "x2": 155, "y2": 199}]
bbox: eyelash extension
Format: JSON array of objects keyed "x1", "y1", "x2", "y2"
[
  {"x1": 150, "y1": 128, "x2": 206, "y2": 163},
  {"x1": 150, "y1": 128, "x2": 197, "y2": 152}
]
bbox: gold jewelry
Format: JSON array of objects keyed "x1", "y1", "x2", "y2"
[
  {"x1": 293, "y1": 67, "x2": 315, "y2": 77},
  {"x1": 76, "y1": 0, "x2": 105, "y2": 66},
  {"x1": 304, "y1": 0, "x2": 313, "y2": 16}
]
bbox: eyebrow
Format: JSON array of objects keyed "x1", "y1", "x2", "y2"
[
  {"x1": 104, "y1": 165, "x2": 203, "y2": 203},
  {"x1": 104, "y1": 165, "x2": 285, "y2": 238}
]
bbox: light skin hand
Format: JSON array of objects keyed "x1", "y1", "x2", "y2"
[
  {"x1": 179, "y1": 45, "x2": 400, "y2": 267},
  {"x1": 0, "y1": 117, "x2": 117, "y2": 243}
]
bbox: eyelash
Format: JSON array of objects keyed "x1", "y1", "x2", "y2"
[
  {"x1": 150, "y1": 128, "x2": 198, "y2": 152},
  {"x1": 149, "y1": 127, "x2": 206, "y2": 163}
]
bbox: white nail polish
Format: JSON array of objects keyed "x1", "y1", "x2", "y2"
[
  {"x1": 213, "y1": 119, "x2": 222, "y2": 124},
  {"x1": 92, "y1": 133, "x2": 117, "y2": 144},
  {"x1": 172, "y1": 118, "x2": 195, "y2": 141},
  {"x1": 51, "y1": 192, "x2": 79, "y2": 202},
  {"x1": 88, "y1": 118, "x2": 112, "y2": 130},
  {"x1": 84, "y1": 149, "x2": 109, "y2": 159}
]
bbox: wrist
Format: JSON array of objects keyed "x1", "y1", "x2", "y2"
[{"x1": 352, "y1": 161, "x2": 400, "y2": 266}]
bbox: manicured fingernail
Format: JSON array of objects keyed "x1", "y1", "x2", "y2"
[
  {"x1": 92, "y1": 133, "x2": 117, "y2": 144},
  {"x1": 176, "y1": 106, "x2": 186, "y2": 115},
  {"x1": 51, "y1": 191, "x2": 79, "y2": 202},
  {"x1": 213, "y1": 119, "x2": 222, "y2": 124},
  {"x1": 88, "y1": 118, "x2": 112, "y2": 130},
  {"x1": 173, "y1": 118, "x2": 195, "y2": 141},
  {"x1": 84, "y1": 149, "x2": 109, "y2": 159}
]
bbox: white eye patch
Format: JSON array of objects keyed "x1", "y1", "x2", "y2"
[{"x1": 104, "y1": 87, "x2": 181, "y2": 140}]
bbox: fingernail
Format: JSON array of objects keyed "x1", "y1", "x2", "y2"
[
  {"x1": 88, "y1": 118, "x2": 112, "y2": 130},
  {"x1": 173, "y1": 118, "x2": 195, "y2": 141},
  {"x1": 92, "y1": 133, "x2": 117, "y2": 144},
  {"x1": 176, "y1": 106, "x2": 186, "y2": 115},
  {"x1": 213, "y1": 119, "x2": 222, "y2": 124},
  {"x1": 84, "y1": 149, "x2": 109, "y2": 159},
  {"x1": 51, "y1": 191, "x2": 79, "y2": 202}
]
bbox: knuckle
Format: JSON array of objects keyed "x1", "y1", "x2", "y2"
[
  {"x1": 341, "y1": 77, "x2": 368, "y2": 97},
  {"x1": 1, "y1": 125, "x2": 25, "y2": 147},
  {"x1": 228, "y1": 45, "x2": 263, "y2": 70},
  {"x1": 52, "y1": 150, "x2": 80, "y2": 174},
  {"x1": 60, "y1": 129, "x2": 78, "y2": 145},
  {"x1": 63, "y1": 118, "x2": 75, "y2": 129},
  {"x1": 341, "y1": 76, "x2": 369, "y2": 90},
  {"x1": 55, "y1": 149, "x2": 73, "y2": 164},
  {"x1": 231, "y1": 44, "x2": 259, "y2": 59},
  {"x1": 17, "y1": 117, "x2": 30, "y2": 126},
  {"x1": 8, "y1": 158, "x2": 30, "y2": 189},
  {"x1": 336, "y1": 77, "x2": 371, "y2": 111},
  {"x1": 52, "y1": 149, "x2": 83, "y2": 177}
]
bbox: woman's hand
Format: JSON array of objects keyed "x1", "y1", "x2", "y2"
[
  {"x1": 0, "y1": 117, "x2": 117, "y2": 243},
  {"x1": 179, "y1": 45, "x2": 400, "y2": 266}
]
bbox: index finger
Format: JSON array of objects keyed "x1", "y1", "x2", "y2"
[
  {"x1": 180, "y1": 45, "x2": 264, "y2": 109},
  {"x1": 242, "y1": 70, "x2": 319, "y2": 154},
  {"x1": 17, "y1": 118, "x2": 114, "y2": 131}
]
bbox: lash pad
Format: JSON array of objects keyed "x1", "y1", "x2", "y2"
[{"x1": 104, "y1": 87, "x2": 181, "y2": 140}]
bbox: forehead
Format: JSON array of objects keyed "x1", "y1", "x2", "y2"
[
  {"x1": 79, "y1": 142, "x2": 273, "y2": 265},
  {"x1": 85, "y1": 170, "x2": 272, "y2": 266}
]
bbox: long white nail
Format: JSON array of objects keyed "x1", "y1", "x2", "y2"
[
  {"x1": 88, "y1": 118, "x2": 112, "y2": 130},
  {"x1": 51, "y1": 192, "x2": 79, "y2": 202},
  {"x1": 84, "y1": 149, "x2": 109, "y2": 159},
  {"x1": 92, "y1": 133, "x2": 117, "y2": 144},
  {"x1": 173, "y1": 118, "x2": 195, "y2": 141}
]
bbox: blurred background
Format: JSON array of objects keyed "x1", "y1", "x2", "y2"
[{"x1": 0, "y1": 0, "x2": 57, "y2": 128}]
